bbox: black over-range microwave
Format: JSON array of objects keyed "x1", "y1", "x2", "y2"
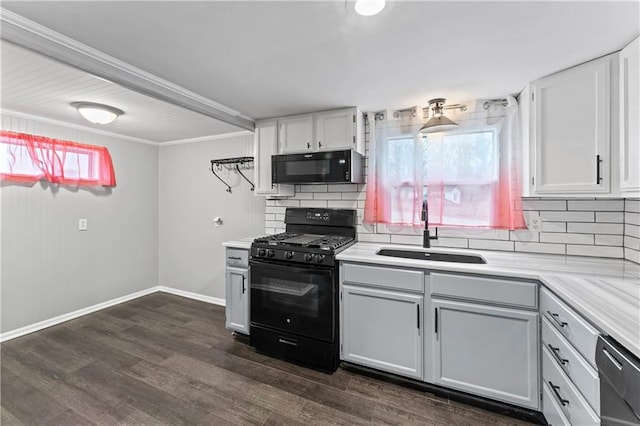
[{"x1": 272, "y1": 149, "x2": 363, "y2": 184}]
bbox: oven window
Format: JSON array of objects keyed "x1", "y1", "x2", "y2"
[{"x1": 250, "y1": 262, "x2": 335, "y2": 342}]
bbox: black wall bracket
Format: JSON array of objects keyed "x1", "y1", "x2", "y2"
[{"x1": 210, "y1": 156, "x2": 254, "y2": 194}]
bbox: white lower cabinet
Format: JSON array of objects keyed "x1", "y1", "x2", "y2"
[
  {"x1": 339, "y1": 263, "x2": 542, "y2": 411},
  {"x1": 225, "y1": 248, "x2": 250, "y2": 335},
  {"x1": 431, "y1": 299, "x2": 540, "y2": 409},
  {"x1": 341, "y1": 284, "x2": 423, "y2": 379},
  {"x1": 540, "y1": 287, "x2": 601, "y2": 425},
  {"x1": 340, "y1": 263, "x2": 424, "y2": 380},
  {"x1": 542, "y1": 345, "x2": 599, "y2": 425}
]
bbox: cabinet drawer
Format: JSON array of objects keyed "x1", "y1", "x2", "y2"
[
  {"x1": 542, "y1": 381, "x2": 571, "y2": 426},
  {"x1": 540, "y1": 287, "x2": 599, "y2": 368},
  {"x1": 342, "y1": 263, "x2": 423, "y2": 293},
  {"x1": 542, "y1": 317, "x2": 600, "y2": 414},
  {"x1": 226, "y1": 248, "x2": 248, "y2": 267},
  {"x1": 431, "y1": 273, "x2": 537, "y2": 308},
  {"x1": 542, "y1": 346, "x2": 599, "y2": 426}
]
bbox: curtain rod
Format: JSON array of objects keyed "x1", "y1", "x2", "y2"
[{"x1": 483, "y1": 99, "x2": 508, "y2": 109}]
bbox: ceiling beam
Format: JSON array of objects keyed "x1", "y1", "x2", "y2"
[{"x1": 0, "y1": 8, "x2": 255, "y2": 132}]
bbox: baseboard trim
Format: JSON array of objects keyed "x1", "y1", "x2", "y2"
[
  {"x1": 0, "y1": 286, "x2": 226, "y2": 343},
  {"x1": 157, "y1": 286, "x2": 226, "y2": 307},
  {"x1": 0, "y1": 286, "x2": 160, "y2": 343}
]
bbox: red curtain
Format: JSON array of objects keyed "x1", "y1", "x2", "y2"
[{"x1": 0, "y1": 131, "x2": 116, "y2": 186}]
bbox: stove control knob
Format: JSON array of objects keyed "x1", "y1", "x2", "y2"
[
  {"x1": 267, "y1": 249, "x2": 275, "y2": 258},
  {"x1": 285, "y1": 251, "x2": 294, "y2": 259},
  {"x1": 314, "y1": 254, "x2": 325, "y2": 263},
  {"x1": 257, "y1": 249, "x2": 266, "y2": 257},
  {"x1": 304, "y1": 253, "x2": 313, "y2": 262}
]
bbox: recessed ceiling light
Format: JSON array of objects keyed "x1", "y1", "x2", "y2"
[
  {"x1": 355, "y1": 0, "x2": 386, "y2": 16},
  {"x1": 71, "y1": 102, "x2": 124, "y2": 125}
]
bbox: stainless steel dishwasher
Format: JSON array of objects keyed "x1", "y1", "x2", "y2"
[{"x1": 596, "y1": 335, "x2": 640, "y2": 425}]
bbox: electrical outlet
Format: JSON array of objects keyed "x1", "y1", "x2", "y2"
[
  {"x1": 78, "y1": 218, "x2": 88, "y2": 231},
  {"x1": 527, "y1": 214, "x2": 541, "y2": 232}
]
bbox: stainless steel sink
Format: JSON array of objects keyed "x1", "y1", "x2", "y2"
[{"x1": 376, "y1": 248, "x2": 487, "y2": 264}]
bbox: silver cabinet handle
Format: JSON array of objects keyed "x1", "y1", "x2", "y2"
[
  {"x1": 278, "y1": 338, "x2": 297, "y2": 347},
  {"x1": 548, "y1": 344, "x2": 569, "y2": 365},
  {"x1": 602, "y1": 348, "x2": 623, "y2": 370},
  {"x1": 548, "y1": 381, "x2": 569, "y2": 406},
  {"x1": 547, "y1": 311, "x2": 568, "y2": 328}
]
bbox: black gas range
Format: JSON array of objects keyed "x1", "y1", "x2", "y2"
[
  {"x1": 249, "y1": 208, "x2": 357, "y2": 372},
  {"x1": 251, "y1": 232, "x2": 354, "y2": 266}
]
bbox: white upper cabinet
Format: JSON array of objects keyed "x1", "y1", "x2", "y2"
[
  {"x1": 619, "y1": 36, "x2": 640, "y2": 194},
  {"x1": 314, "y1": 108, "x2": 358, "y2": 151},
  {"x1": 278, "y1": 114, "x2": 314, "y2": 153},
  {"x1": 254, "y1": 119, "x2": 294, "y2": 197},
  {"x1": 278, "y1": 107, "x2": 363, "y2": 154},
  {"x1": 529, "y1": 55, "x2": 613, "y2": 195}
]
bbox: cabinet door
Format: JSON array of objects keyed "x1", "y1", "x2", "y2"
[
  {"x1": 315, "y1": 108, "x2": 356, "y2": 151},
  {"x1": 620, "y1": 37, "x2": 640, "y2": 193},
  {"x1": 341, "y1": 285, "x2": 423, "y2": 379},
  {"x1": 279, "y1": 114, "x2": 314, "y2": 153},
  {"x1": 254, "y1": 120, "x2": 294, "y2": 197},
  {"x1": 531, "y1": 56, "x2": 611, "y2": 194},
  {"x1": 226, "y1": 266, "x2": 249, "y2": 334},
  {"x1": 432, "y1": 299, "x2": 539, "y2": 409}
]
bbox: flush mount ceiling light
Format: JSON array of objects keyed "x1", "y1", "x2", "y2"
[
  {"x1": 420, "y1": 98, "x2": 466, "y2": 133},
  {"x1": 354, "y1": 0, "x2": 386, "y2": 16},
  {"x1": 71, "y1": 102, "x2": 124, "y2": 125}
]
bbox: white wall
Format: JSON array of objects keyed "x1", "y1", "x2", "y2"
[
  {"x1": 1, "y1": 114, "x2": 159, "y2": 333},
  {"x1": 159, "y1": 135, "x2": 265, "y2": 300}
]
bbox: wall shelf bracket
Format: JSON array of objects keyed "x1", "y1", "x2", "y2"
[{"x1": 209, "y1": 156, "x2": 254, "y2": 194}]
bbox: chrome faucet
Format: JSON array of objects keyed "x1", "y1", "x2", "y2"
[{"x1": 422, "y1": 199, "x2": 438, "y2": 248}]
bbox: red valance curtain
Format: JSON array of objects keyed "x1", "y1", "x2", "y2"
[{"x1": 0, "y1": 130, "x2": 116, "y2": 186}]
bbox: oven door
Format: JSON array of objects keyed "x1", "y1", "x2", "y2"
[{"x1": 250, "y1": 259, "x2": 335, "y2": 342}]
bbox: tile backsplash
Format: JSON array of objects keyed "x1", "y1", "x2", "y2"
[
  {"x1": 624, "y1": 198, "x2": 640, "y2": 263},
  {"x1": 265, "y1": 193, "x2": 639, "y2": 264},
  {"x1": 263, "y1": 117, "x2": 638, "y2": 264}
]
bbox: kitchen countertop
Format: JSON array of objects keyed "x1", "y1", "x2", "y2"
[
  {"x1": 337, "y1": 242, "x2": 640, "y2": 359},
  {"x1": 222, "y1": 237, "x2": 253, "y2": 250}
]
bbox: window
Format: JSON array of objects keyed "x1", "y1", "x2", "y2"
[
  {"x1": 364, "y1": 100, "x2": 525, "y2": 230},
  {"x1": 422, "y1": 129, "x2": 498, "y2": 227},
  {"x1": 0, "y1": 131, "x2": 116, "y2": 186}
]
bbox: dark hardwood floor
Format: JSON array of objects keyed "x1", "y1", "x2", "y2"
[{"x1": 1, "y1": 293, "x2": 533, "y2": 425}]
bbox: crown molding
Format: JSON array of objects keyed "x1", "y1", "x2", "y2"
[
  {"x1": 1, "y1": 109, "x2": 160, "y2": 146},
  {"x1": 161, "y1": 130, "x2": 254, "y2": 146},
  {"x1": 0, "y1": 8, "x2": 255, "y2": 131},
  {"x1": 2, "y1": 109, "x2": 255, "y2": 147}
]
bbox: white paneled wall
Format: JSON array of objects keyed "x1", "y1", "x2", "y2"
[
  {"x1": 159, "y1": 135, "x2": 265, "y2": 300},
  {"x1": 625, "y1": 198, "x2": 640, "y2": 263},
  {"x1": 1, "y1": 114, "x2": 160, "y2": 333}
]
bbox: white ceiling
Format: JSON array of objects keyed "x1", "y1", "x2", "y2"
[
  {"x1": 0, "y1": 41, "x2": 246, "y2": 143},
  {"x1": 1, "y1": 1, "x2": 639, "y2": 142}
]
